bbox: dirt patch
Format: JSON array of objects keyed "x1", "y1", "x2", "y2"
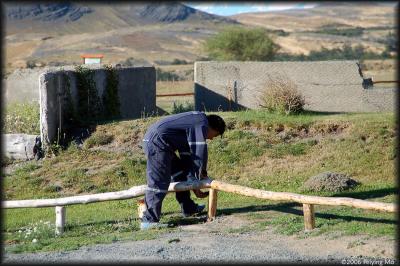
[
  {"x1": 3, "y1": 213, "x2": 396, "y2": 263},
  {"x1": 302, "y1": 172, "x2": 360, "y2": 192}
]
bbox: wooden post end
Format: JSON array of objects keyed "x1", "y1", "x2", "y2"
[
  {"x1": 207, "y1": 188, "x2": 218, "y2": 222},
  {"x1": 303, "y1": 203, "x2": 315, "y2": 231},
  {"x1": 55, "y1": 206, "x2": 66, "y2": 236}
]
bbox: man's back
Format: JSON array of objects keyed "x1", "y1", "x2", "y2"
[{"x1": 144, "y1": 111, "x2": 208, "y2": 152}]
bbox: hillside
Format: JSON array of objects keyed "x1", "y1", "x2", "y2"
[
  {"x1": 4, "y1": 2, "x2": 236, "y2": 34},
  {"x1": 3, "y1": 2, "x2": 238, "y2": 72},
  {"x1": 3, "y1": 2, "x2": 397, "y2": 76},
  {"x1": 231, "y1": 2, "x2": 397, "y2": 55},
  {"x1": 3, "y1": 111, "x2": 396, "y2": 254}
]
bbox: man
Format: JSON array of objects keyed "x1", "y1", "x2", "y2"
[{"x1": 140, "y1": 111, "x2": 226, "y2": 230}]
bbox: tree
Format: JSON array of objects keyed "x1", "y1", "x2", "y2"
[{"x1": 204, "y1": 27, "x2": 279, "y2": 61}]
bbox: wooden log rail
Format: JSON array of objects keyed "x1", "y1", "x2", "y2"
[
  {"x1": 3, "y1": 179, "x2": 396, "y2": 235},
  {"x1": 156, "y1": 92, "x2": 194, "y2": 97}
]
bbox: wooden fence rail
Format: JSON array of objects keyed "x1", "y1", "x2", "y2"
[
  {"x1": 156, "y1": 92, "x2": 194, "y2": 97},
  {"x1": 3, "y1": 179, "x2": 396, "y2": 235}
]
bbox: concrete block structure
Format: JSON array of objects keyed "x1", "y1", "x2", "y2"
[
  {"x1": 3, "y1": 68, "x2": 43, "y2": 103},
  {"x1": 39, "y1": 65, "x2": 156, "y2": 146},
  {"x1": 3, "y1": 134, "x2": 37, "y2": 160},
  {"x1": 194, "y1": 61, "x2": 396, "y2": 113}
]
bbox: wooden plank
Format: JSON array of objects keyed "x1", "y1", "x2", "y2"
[
  {"x1": 209, "y1": 180, "x2": 396, "y2": 213},
  {"x1": 373, "y1": 80, "x2": 399, "y2": 84},
  {"x1": 207, "y1": 189, "x2": 218, "y2": 221},
  {"x1": 156, "y1": 92, "x2": 194, "y2": 97},
  {"x1": 4, "y1": 179, "x2": 212, "y2": 208},
  {"x1": 3, "y1": 178, "x2": 396, "y2": 213},
  {"x1": 55, "y1": 206, "x2": 66, "y2": 235},
  {"x1": 303, "y1": 204, "x2": 315, "y2": 231}
]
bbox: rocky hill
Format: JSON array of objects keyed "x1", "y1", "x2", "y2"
[
  {"x1": 4, "y1": 2, "x2": 237, "y2": 34},
  {"x1": 3, "y1": 2, "x2": 396, "y2": 75}
]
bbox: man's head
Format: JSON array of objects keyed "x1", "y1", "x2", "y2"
[{"x1": 206, "y1": 114, "x2": 226, "y2": 140}]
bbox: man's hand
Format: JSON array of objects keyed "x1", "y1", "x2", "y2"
[
  {"x1": 200, "y1": 170, "x2": 208, "y2": 180},
  {"x1": 193, "y1": 189, "x2": 209, "y2": 198}
]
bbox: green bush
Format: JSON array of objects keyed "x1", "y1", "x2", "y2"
[
  {"x1": 171, "y1": 58, "x2": 188, "y2": 65},
  {"x1": 313, "y1": 26, "x2": 364, "y2": 37},
  {"x1": 260, "y1": 76, "x2": 305, "y2": 115},
  {"x1": 156, "y1": 68, "x2": 181, "y2": 81},
  {"x1": 204, "y1": 26, "x2": 279, "y2": 61},
  {"x1": 171, "y1": 101, "x2": 194, "y2": 114}
]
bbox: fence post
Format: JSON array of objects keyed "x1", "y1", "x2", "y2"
[
  {"x1": 55, "y1": 206, "x2": 66, "y2": 235},
  {"x1": 303, "y1": 204, "x2": 315, "y2": 231},
  {"x1": 207, "y1": 189, "x2": 218, "y2": 221}
]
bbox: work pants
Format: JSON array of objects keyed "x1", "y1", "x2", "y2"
[{"x1": 141, "y1": 138, "x2": 197, "y2": 223}]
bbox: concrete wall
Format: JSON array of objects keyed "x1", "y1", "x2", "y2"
[
  {"x1": 39, "y1": 65, "x2": 156, "y2": 145},
  {"x1": 3, "y1": 68, "x2": 43, "y2": 103},
  {"x1": 194, "y1": 61, "x2": 396, "y2": 113},
  {"x1": 3, "y1": 134, "x2": 37, "y2": 160}
]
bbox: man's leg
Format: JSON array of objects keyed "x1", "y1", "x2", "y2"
[
  {"x1": 142, "y1": 143, "x2": 172, "y2": 223},
  {"x1": 170, "y1": 155, "x2": 201, "y2": 215}
]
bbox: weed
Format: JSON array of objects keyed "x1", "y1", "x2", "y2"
[
  {"x1": 13, "y1": 220, "x2": 56, "y2": 245},
  {"x1": 171, "y1": 101, "x2": 194, "y2": 114},
  {"x1": 83, "y1": 133, "x2": 114, "y2": 149},
  {"x1": 260, "y1": 75, "x2": 305, "y2": 115},
  {"x1": 3, "y1": 102, "x2": 40, "y2": 134}
]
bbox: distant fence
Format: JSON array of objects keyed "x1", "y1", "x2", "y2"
[
  {"x1": 156, "y1": 92, "x2": 194, "y2": 97},
  {"x1": 4, "y1": 179, "x2": 396, "y2": 235}
]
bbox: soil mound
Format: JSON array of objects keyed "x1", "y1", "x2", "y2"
[{"x1": 302, "y1": 172, "x2": 359, "y2": 192}]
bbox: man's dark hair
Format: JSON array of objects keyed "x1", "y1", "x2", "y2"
[{"x1": 206, "y1": 114, "x2": 226, "y2": 136}]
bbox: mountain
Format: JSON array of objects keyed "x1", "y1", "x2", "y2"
[
  {"x1": 3, "y1": 2, "x2": 239, "y2": 73},
  {"x1": 4, "y1": 2, "x2": 237, "y2": 34},
  {"x1": 5, "y1": 3, "x2": 93, "y2": 21},
  {"x1": 3, "y1": 2, "x2": 396, "y2": 75}
]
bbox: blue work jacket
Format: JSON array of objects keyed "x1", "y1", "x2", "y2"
[{"x1": 143, "y1": 111, "x2": 208, "y2": 180}]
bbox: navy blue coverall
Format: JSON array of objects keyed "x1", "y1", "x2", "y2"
[{"x1": 141, "y1": 111, "x2": 209, "y2": 223}]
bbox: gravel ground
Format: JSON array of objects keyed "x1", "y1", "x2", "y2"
[
  {"x1": 2, "y1": 214, "x2": 396, "y2": 264},
  {"x1": 2, "y1": 231, "x2": 340, "y2": 264}
]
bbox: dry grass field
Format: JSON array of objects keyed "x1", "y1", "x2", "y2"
[
  {"x1": 156, "y1": 81, "x2": 194, "y2": 113},
  {"x1": 4, "y1": 3, "x2": 396, "y2": 76}
]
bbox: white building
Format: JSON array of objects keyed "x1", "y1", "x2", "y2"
[{"x1": 80, "y1": 54, "x2": 103, "y2": 64}]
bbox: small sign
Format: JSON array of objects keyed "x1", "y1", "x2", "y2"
[{"x1": 80, "y1": 54, "x2": 104, "y2": 65}]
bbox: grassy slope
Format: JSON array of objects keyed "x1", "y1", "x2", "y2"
[{"x1": 3, "y1": 110, "x2": 397, "y2": 253}]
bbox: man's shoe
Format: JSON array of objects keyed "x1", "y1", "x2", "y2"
[
  {"x1": 182, "y1": 204, "x2": 206, "y2": 217},
  {"x1": 140, "y1": 222, "x2": 169, "y2": 230}
]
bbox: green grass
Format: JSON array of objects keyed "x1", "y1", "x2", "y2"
[
  {"x1": 3, "y1": 110, "x2": 396, "y2": 253},
  {"x1": 3, "y1": 102, "x2": 40, "y2": 134}
]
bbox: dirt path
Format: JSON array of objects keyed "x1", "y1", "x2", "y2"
[{"x1": 3, "y1": 214, "x2": 396, "y2": 264}]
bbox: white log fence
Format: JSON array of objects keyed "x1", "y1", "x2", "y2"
[{"x1": 3, "y1": 179, "x2": 396, "y2": 235}]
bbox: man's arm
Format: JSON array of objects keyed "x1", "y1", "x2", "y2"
[{"x1": 187, "y1": 124, "x2": 208, "y2": 180}]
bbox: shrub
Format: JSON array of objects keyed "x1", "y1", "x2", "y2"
[
  {"x1": 260, "y1": 76, "x2": 305, "y2": 115},
  {"x1": 171, "y1": 101, "x2": 194, "y2": 114},
  {"x1": 204, "y1": 26, "x2": 279, "y2": 61},
  {"x1": 156, "y1": 68, "x2": 181, "y2": 81},
  {"x1": 171, "y1": 58, "x2": 188, "y2": 65},
  {"x1": 26, "y1": 60, "x2": 37, "y2": 69}
]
